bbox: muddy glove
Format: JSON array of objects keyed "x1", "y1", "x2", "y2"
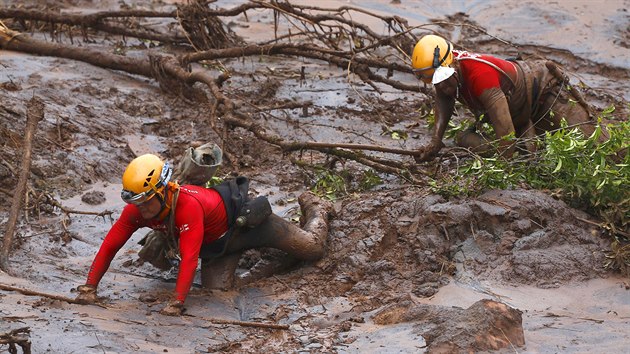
[
  {"x1": 414, "y1": 139, "x2": 445, "y2": 162},
  {"x1": 75, "y1": 284, "x2": 98, "y2": 304},
  {"x1": 160, "y1": 299, "x2": 184, "y2": 316}
]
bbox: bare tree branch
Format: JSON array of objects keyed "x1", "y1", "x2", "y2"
[{"x1": 0, "y1": 97, "x2": 43, "y2": 274}]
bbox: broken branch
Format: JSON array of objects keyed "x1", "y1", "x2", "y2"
[
  {"x1": 0, "y1": 97, "x2": 43, "y2": 274},
  {"x1": 0, "y1": 283, "x2": 88, "y2": 306}
]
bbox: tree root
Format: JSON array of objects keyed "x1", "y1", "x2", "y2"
[
  {"x1": 0, "y1": 327, "x2": 31, "y2": 354},
  {"x1": 0, "y1": 2, "x2": 436, "y2": 183}
]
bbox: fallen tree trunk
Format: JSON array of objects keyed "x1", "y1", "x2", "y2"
[
  {"x1": 0, "y1": 97, "x2": 43, "y2": 274},
  {"x1": 0, "y1": 25, "x2": 152, "y2": 77},
  {"x1": 0, "y1": 8, "x2": 186, "y2": 44},
  {"x1": 0, "y1": 24, "x2": 426, "y2": 179}
]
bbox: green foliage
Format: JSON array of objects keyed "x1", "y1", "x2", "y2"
[
  {"x1": 358, "y1": 169, "x2": 383, "y2": 191},
  {"x1": 381, "y1": 126, "x2": 408, "y2": 141},
  {"x1": 204, "y1": 176, "x2": 224, "y2": 188},
  {"x1": 311, "y1": 168, "x2": 383, "y2": 201},
  {"x1": 430, "y1": 120, "x2": 629, "y2": 234},
  {"x1": 312, "y1": 169, "x2": 348, "y2": 201},
  {"x1": 424, "y1": 110, "x2": 477, "y2": 140}
]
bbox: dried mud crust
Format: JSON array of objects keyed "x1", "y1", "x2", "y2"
[{"x1": 284, "y1": 188, "x2": 610, "y2": 303}]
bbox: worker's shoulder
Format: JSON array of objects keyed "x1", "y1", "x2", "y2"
[
  {"x1": 179, "y1": 184, "x2": 209, "y2": 194},
  {"x1": 177, "y1": 185, "x2": 221, "y2": 204},
  {"x1": 454, "y1": 50, "x2": 483, "y2": 59}
]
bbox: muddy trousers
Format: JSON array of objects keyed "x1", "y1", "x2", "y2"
[{"x1": 200, "y1": 192, "x2": 332, "y2": 290}]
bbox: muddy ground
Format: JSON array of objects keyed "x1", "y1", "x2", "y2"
[{"x1": 1, "y1": 0, "x2": 629, "y2": 353}]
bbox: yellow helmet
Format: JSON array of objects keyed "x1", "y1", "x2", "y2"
[
  {"x1": 121, "y1": 154, "x2": 172, "y2": 205},
  {"x1": 411, "y1": 35, "x2": 453, "y2": 84}
]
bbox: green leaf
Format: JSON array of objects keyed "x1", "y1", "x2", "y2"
[{"x1": 553, "y1": 159, "x2": 563, "y2": 173}]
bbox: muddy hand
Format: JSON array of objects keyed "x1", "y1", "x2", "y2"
[
  {"x1": 160, "y1": 300, "x2": 184, "y2": 316},
  {"x1": 75, "y1": 284, "x2": 98, "y2": 304},
  {"x1": 413, "y1": 141, "x2": 444, "y2": 163}
]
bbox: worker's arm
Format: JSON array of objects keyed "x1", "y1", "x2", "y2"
[
  {"x1": 160, "y1": 202, "x2": 205, "y2": 316},
  {"x1": 478, "y1": 87, "x2": 516, "y2": 157},
  {"x1": 76, "y1": 205, "x2": 141, "y2": 304},
  {"x1": 415, "y1": 81, "x2": 456, "y2": 162},
  {"x1": 85, "y1": 205, "x2": 141, "y2": 287}
]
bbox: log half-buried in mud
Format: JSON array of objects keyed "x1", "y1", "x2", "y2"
[
  {"x1": 0, "y1": 25, "x2": 426, "y2": 180},
  {"x1": 0, "y1": 97, "x2": 43, "y2": 274},
  {"x1": 0, "y1": 23, "x2": 152, "y2": 78}
]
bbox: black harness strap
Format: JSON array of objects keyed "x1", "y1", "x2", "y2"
[{"x1": 199, "y1": 177, "x2": 250, "y2": 259}]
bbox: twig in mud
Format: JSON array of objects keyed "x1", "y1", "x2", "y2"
[
  {"x1": 543, "y1": 312, "x2": 605, "y2": 324},
  {"x1": 94, "y1": 332, "x2": 106, "y2": 354},
  {"x1": 0, "y1": 158, "x2": 17, "y2": 175},
  {"x1": 470, "y1": 222, "x2": 477, "y2": 241},
  {"x1": 46, "y1": 197, "x2": 114, "y2": 219},
  {"x1": 495, "y1": 326, "x2": 519, "y2": 354},
  {"x1": 224, "y1": 113, "x2": 424, "y2": 181},
  {"x1": 282, "y1": 140, "x2": 420, "y2": 156},
  {"x1": 0, "y1": 283, "x2": 106, "y2": 308},
  {"x1": 0, "y1": 97, "x2": 43, "y2": 274},
  {"x1": 2, "y1": 315, "x2": 38, "y2": 322},
  {"x1": 272, "y1": 275, "x2": 294, "y2": 291},
  {"x1": 575, "y1": 216, "x2": 630, "y2": 238},
  {"x1": 441, "y1": 224, "x2": 450, "y2": 241},
  {"x1": 184, "y1": 313, "x2": 289, "y2": 330}
]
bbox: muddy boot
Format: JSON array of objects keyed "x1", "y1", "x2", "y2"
[
  {"x1": 200, "y1": 252, "x2": 241, "y2": 290},
  {"x1": 299, "y1": 191, "x2": 333, "y2": 229}
]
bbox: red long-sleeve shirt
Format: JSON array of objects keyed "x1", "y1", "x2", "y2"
[
  {"x1": 453, "y1": 50, "x2": 519, "y2": 109},
  {"x1": 86, "y1": 185, "x2": 228, "y2": 302}
]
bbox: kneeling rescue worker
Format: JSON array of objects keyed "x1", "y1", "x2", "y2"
[
  {"x1": 75, "y1": 153, "x2": 333, "y2": 316},
  {"x1": 411, "y1": 34, "x2": 606, "y2": 161}
]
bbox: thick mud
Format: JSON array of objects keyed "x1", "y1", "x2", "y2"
[{"x1": 1, "y1": 0, "x2": 629, "y2": 353}]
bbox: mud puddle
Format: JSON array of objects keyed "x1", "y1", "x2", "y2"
[{"x1": 422, "y1": 278, "x2": 630, "y2": 353}]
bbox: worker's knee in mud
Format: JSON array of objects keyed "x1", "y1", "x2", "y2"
[{"x1": 200, "y1": 253, "x2": 240, "y2": 290}]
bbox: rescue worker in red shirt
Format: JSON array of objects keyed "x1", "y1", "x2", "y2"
[
  {"x1": 411, "y1": 35, "x2": 602, "y2": 161},
  {"x1": 74, "y1": 154, "x2": 333, "y2": 316}
]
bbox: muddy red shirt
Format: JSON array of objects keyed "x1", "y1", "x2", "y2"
[
  {"x1": 453, "y1": 50, "x2": 519, "y2": 110},
  {"x1": 86, "y1": 185, "x2": 228, "y2": 302}
]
